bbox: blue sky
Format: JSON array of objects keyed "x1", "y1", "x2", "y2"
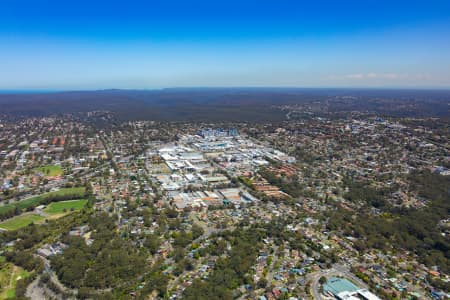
[{"x1": 1, "y1": 0, "x2": 450, "y2": 89}]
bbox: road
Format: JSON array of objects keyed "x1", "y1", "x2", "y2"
[
  {"x1": 307, "y1": 264, "x2": 369, "y2": 300},
  {"x1": 266, "y1": 245, "x2": 279, "y2": 284},
  {"x1": 26, "y1": 255, "x2": 76, "y2": 300},
  {"x1": 1, "y1": 164, "x2": 108, "y2": 208},
  {"x1": 0, "y1": 179, "x2": 67, "y2": 205}
]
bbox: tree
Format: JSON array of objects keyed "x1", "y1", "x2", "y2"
[
  {"x1": 257, "y1": 278, "x2": 268, "y2": 288},
  {"x1": 192, "y1": 223, "x2": 204, "y2": 239},
  {"x1": 144, "y1": 234, "x2": 161, "y2": 254}
]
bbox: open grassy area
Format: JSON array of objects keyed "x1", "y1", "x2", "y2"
[
  {"x1": 0, "y1": 214, "x2": 44, "y2": 231},
  {"x1": 0, "y1": 187, "x2": 86, "y2": 219},
  {"x1": 0, "y1": 263, "x2": 31, "y2": 299},
  {"x1": 16, "y1": 187, "x2": 86, "y2": 210},
  {"x1": 44, "y1": 199, "x2": 87, "y2": 214},
  {"x1": 0, "y1": 187, "x2": 87, "y2": 230},
  {"x1": 0, "y1": 205, "x2": 15, "y2": 218},
  {"x1": 43, "y1": 187, "x2": 85, "y2": 198},
  {"x1": 34, "y1": 165, "x2": 63, "y2": 177}
]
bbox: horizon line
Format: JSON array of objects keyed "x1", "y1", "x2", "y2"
[{"x1": 1, "y1": 86, "x2": 450, "y2": 94}]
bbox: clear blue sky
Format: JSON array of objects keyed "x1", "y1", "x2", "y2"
[{"x1": 1, "y1": 0, "x2": 450, "y2": 89}]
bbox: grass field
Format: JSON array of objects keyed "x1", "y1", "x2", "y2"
[
  {"x1": 0, "y1": 198, "x2": 87, "y2": 230},
  {"x1": 0, "y1": 205, "x2": 15, "y2": 217},
  {"x1": 0, "y1": 187, "x2": 86, "y2": 218},
  {"x1": 0, "y1": 214, "x2": 44, "y2": 231},
  {"x1": 0, "y1": 187, "x2": 87, "y2": 230},
  {"x1": 44, "y1": 199, "x2": 87, "y2": 214},
  {"x1": 0, "y1": 263, "x2": 31, "y2": 299},
  {"x1": 34, "y1": 165, "x2": 63, "y2": 177},
  {"x1": 16, "y1": 187, "x2": 86, "y2": 210}
]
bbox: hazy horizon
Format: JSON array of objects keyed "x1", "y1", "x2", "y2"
[{"x1": 2, "y1": 86, "x2": 450, "y2": 95}]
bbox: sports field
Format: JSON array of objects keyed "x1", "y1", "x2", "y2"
[
  {"x1": 0, "y1": 187, "x2": 86, "y2": 218},
  {"x1": 34, "y1": 165, "x2": 63, "y2": 177},
  {"x1": 44, "y1": 199, "x2": 87, "y2": 214},
  {"x1": 323, "y1": 277, "x2": 359, "y2": 295},
  {"x1": 0, "y1": 214, "x2": 44, "y2": 231}
]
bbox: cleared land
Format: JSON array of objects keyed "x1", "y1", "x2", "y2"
[
  {"x1": 0, "y1": 214, "x2": 44, "y2": 231},
  {"x1": 0, "y1": 262, "x2": 31, "y2": 299},
  {"x1": 33, "y1": 165, "x2": 63, "y2": 177},
  {"x1": 44, "y1": 199, "x2": 87, "y2": 214}
]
